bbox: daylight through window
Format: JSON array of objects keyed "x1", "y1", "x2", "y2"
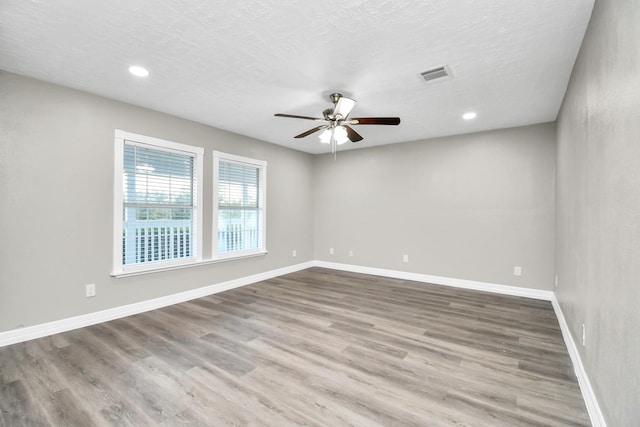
[
  {"x1": 213, "y1": 151, "x2": 267, "y2": 258},
  {"x1": 113, "y1": 130, "x2": 203, "y2": 274}
]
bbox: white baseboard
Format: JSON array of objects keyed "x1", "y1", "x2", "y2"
[
  {"x1": 551, "y1": 295, "x2": 607, "y2": 427},
  {"x1": 0, "y1": 261, "x2": 314, "y2": 348},
  {"x1": 313, "y1": 261, "x2": 554, "y2": 300},
  {"x1": 0, "y1": 260, "x2": 606, "y2": 426}
]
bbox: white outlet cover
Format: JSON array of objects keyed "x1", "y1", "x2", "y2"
[{"x1": 85, "y1": 284, "x2": 96, "y2": 297}]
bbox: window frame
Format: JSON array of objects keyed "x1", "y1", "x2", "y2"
[
  {"x1": 212, "y1": 150, "x2": 267, "y2": 261},
  {"x1": 113, "y1": 129, "x2": 204, "y2": 276}
]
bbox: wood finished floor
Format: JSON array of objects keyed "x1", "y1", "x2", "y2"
[{"x1": 0, "y1": 268, "x2": 590, "y2": 426}]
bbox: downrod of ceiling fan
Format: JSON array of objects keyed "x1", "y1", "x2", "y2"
[{"x1": 329, "y1": 93, "x2": 343, "y2": 104}]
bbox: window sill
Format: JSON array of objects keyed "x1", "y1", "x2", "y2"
[{"x1": 112, "y1": 250, "x2": 268, "y2": 278}]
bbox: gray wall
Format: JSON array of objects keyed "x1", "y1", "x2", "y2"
[
  {"x1": 0, "y1": 71, "x2": 314, "y2": 332},
  {"x1": 0, "y1": 70, "x2": 558, "y2": 335},
  {"x1": 314, "y1": 123, "x2": 556, "y2": 290},
  {"x1": 555, "y1": 0, "x2": 640, "y2": 424}
]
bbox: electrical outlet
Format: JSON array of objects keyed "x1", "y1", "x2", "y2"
[
  {"x1": 582, "y1": 323, "x2": 586, "y2": 346},
  {"x1": 329, "y1": 247, "x2": 334, "y2": 255},
  {"x1": 292, "y1": 249, "x2": 297, "y2": 257},
  {"x1": 403, "y1": 254, "x2": 409, "y2": 263},
  {"x1": 514, "y1": 266, "x2": 522, "y2": 276},
  {"x1": 348, "y1": 249, "x2": 354, "y2": 257},
  {"x1": 85, "y1": 284, "x2": 96, "y2": 298}
]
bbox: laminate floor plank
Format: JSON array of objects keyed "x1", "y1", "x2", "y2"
[
  {"x1": 186, "y1": 362, "x2": 321, "y2": 427},
  {"x1": 0, "y1": 267, "x2": 590, "y2": 426},
  {"x1": 55, "y1": 332, "x2": 163, "y2": 425}
]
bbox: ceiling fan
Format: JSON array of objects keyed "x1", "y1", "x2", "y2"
[{"x1": 275, "y1": 93, "x2": 400, "y2": 152}]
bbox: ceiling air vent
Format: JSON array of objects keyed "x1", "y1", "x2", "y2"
[{"x1": 420, "y1": 65, "x2": 450, "y2": 83}]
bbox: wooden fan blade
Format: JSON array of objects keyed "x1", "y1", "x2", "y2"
[
  {"x1": 294, "y1": 126, "x2": 327, "y2": 138},
  {"x1": 344, "y1": 125, "x2": 363, "y2": 142},
  {"x1": 275, "y1": 113, "x2": 324, "y2": 121},
  {"x1": 351, "y1": 117, "x2": 401, "y2": 125}
]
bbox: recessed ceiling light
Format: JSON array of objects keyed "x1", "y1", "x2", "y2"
[
  {"x1": 462, "y1": 112, "x2": 477, "y2": 120},
  {"x1": 128, "y1": 66, "x2": 149, "y2": 77}
]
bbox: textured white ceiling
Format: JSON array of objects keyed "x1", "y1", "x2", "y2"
[{"x1": 0, "y1": 0, "x2": 593, "y2": 154}]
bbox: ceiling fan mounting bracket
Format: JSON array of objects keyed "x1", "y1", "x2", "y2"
[{"x1": 329, "y1": 93, "x2": 343, "y2": 104}]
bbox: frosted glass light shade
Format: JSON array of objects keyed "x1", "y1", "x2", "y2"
[
  {"x1": 319, "y1": 128, "x2": 332, "y2": 144},
  {"x1": 334, "y1": 126, "x2": 349, "y2": 145}
]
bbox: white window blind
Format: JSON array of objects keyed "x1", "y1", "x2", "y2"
[
  {"x1": 214, "y1": 151, "x2": 266, "y2": 258},
  {"x1": 114, "y1": 130, "x2": 203, "y2": 274}
]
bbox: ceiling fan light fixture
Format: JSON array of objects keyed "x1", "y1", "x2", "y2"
[
  {"x1": 333, "y1": 96, "x2": 356, "y2": 119},
  {"x1": 275, "y1": 93, "x2": 400, "y2": 155},
  {"x1": 319, "y1": 126, "x2": 350, "y2": 145},
  {"x1": 319, "y1": 128, "x2": 332, "y2": 144},
  {"x1": 333, "y1": 126, "x2": 349, "y2": 145}
]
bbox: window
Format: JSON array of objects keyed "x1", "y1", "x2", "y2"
[
  {"x1": 113, "y1": 130, "x2": 203, "y2": 275},
  {"x1": 213, "y1": 151, "x2": 267, "y2": 259}
]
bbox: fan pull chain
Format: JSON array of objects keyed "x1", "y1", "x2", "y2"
[{"x1": 331, "y1": 134, "x2": 337, "y2": 160}]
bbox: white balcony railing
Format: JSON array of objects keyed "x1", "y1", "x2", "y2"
[
  {"x1": 123, "y1": 219, "x2": 259, "y2": 265},
  {"x1": 123, "y1": 219, "x2": 192, "y2": 265},
  {"x1": 217, "y1": 222, "x2": 259, "y2": 253}
]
